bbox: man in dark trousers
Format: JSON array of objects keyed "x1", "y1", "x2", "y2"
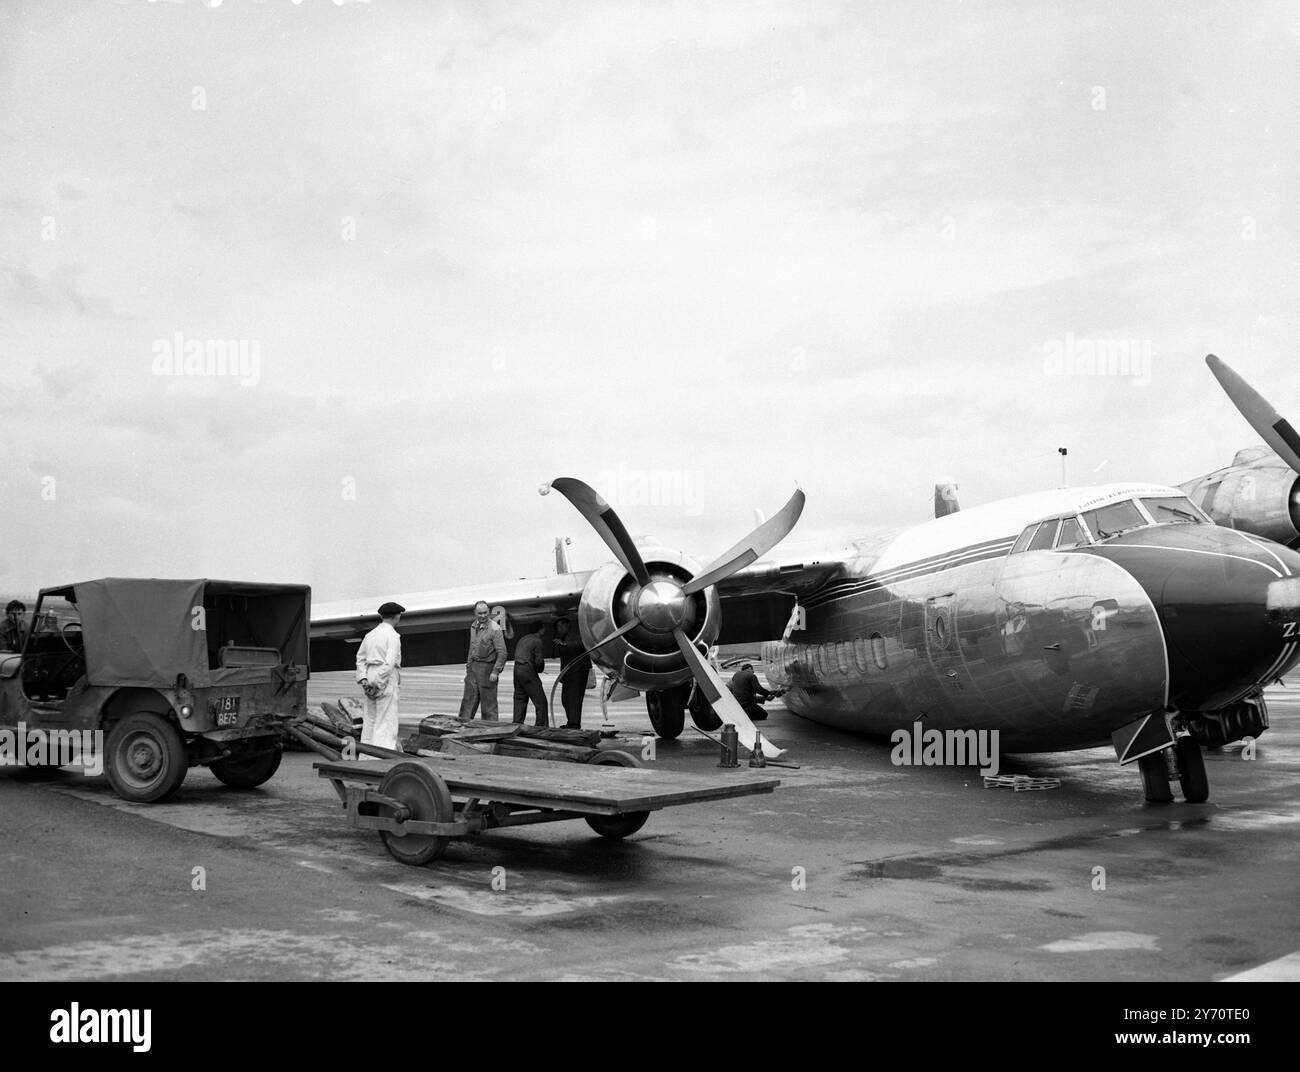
[
  {"x1": 728, "y1": 663, "x2": 777, "y2": 722},
  {"x1": 459, "y1": 600, "x2": 508, "y2": 721},
  {"x1": 552, "y1": 616, "x2": 591, "y2": 728},
  {"x1": 512, "y1": 620, "x2": 549, "y2": 727}
]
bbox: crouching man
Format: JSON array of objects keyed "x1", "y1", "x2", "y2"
[{"x1": 727, "y1": 663, "x2": 777, "y2": 722}]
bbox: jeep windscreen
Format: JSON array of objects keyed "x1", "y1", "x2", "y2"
[{"x1": 22, "y1": 591, "x2": 84, "y2": 702}]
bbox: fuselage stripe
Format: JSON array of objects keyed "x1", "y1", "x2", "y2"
[{"x1": 803, "y1": 540, "x2": 1016, "y2": 608}]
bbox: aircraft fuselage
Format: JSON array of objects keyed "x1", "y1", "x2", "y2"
[{"x1": 764, "y1": 483, "x2": 1300, "y2": 751}]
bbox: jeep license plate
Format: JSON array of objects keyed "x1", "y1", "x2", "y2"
[{"x1": 213, "y1": 697, "x2": 240, "y2": 726}]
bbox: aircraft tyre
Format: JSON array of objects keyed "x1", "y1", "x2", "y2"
[
  {"x1": 646, "y1": 684, "x2": 689, "y2": 740},
  {"x1": 1176, "y1": 736, "x2": 1209, "y2": 803},
  {"x1": 688, "y1": 684, "x2": 722, "y2": 732},
  {"x1": 1138, "y1": 750, "x2": 1173, "y2": 803}
]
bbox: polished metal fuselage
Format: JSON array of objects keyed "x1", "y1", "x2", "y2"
[{"x1": 764, "y1": 544, "x2": 1167, "y2": 751}]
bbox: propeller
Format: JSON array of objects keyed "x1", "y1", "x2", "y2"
[
  {"x1": 542, "y1": 477, "x2": 805, "y2": 757},
  {"x1": 1206, "y1": 354, "x2": 1300, "y2": 474}
]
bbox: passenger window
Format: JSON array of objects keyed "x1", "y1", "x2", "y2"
[
  {"x1": 1056, "y1": 518, "x2": 1085, "y2": 548},
  {"x1": 1082, "y1": 499, "x2": 1146, "y2": 540},
  {"x1": 1028, "y1": 519, "x2": 1060, "y2": 551}
]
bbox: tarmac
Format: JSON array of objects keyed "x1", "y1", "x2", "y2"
[{"x1": 0, "y1": 666, "x2": 1297, "y2": 981}]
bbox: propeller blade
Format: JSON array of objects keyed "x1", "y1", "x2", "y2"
[
  {"x1": 1206, "y1": 354, "x2": 1300, "y2": 475},
  {"x1": 682, "y1": 488, "x2": 806, "y2": 595},
  {"x1": 545, "y1": 477, "x2": 651, "y2": 586},
  {"x1": 673, "y1": 629, "x2": 783, "y2": 757}
]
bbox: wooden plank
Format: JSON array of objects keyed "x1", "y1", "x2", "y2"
[
  {"x1": 495, "y1": 741, "x2": 595, "y2": 763},
  {"x1": 312, "y1": 754, "x2": 780, "y2": 813},
  {"x1": 495, "y1": 735, "x2": 591, "y2": 757},
  {"x1": 454, "y1": 724, "x2": 521, "y2": 743},
  {"x1": 517, "y1": 726, "x2": 603, "y2": 747}
]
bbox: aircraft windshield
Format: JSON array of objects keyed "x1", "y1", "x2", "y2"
[
  {"x1": 1081, "y1": 499, "x2": 1147, "y2": 540},
  {"x1": 1140, "y1": 495, "x2": 1205, "y2": 526}
]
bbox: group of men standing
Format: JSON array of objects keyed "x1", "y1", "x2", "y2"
[
  {"x1": 354, "y1": 601, "x2": 779, "y2": 753},
  {"x1": 455, "y1": 600, "x2": 592, "y2": 728},
  {"x1": 354, "y1": 600, "x2": 593, "y2": 751}
]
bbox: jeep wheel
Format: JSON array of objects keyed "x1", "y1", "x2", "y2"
[
  {"x1": 105, "y1": 712, "x2": 189, "y2": 803},
  {"x1": 210, "y1": 746, "x2": 282, "y2": 790}
]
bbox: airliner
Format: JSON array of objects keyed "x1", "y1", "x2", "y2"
[{"x1": 312, "y1": 355, "x2": 1300, "y2": 804}]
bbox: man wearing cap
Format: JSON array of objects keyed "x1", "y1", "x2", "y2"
[
  {"x1": 727, "y1": 663, "x2": 777, "y2": 722},
  {"x1": 459, "y1": 600, "x2": 507, "y2": 721},
  {"x1": 356, "y1": 602, "x2": 404, "y2": 751},
  {"x1": 1, "y1": 601, "x2": 27, "y2": 652}
]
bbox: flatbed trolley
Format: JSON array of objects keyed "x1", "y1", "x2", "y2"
[{"x1": 314, "y1": 749, "x2": 781, "y2": 865}]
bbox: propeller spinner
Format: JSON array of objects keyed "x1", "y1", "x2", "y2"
[{"x1": 543, "y1": 477, "x2": 804, "y2": 757}]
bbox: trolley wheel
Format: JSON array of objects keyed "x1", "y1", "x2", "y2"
[
  {"x1": 1138, "y1": 750, "x2": 1173, "y2": 803},
  {"x1": 377, "y1": 762, "x2": 454, "y2": 866},
  {"x1": 584, "y1": 749, "x2": 650, "y2": 838},
  {"x1": 1176, "y1": 736, "x2": 1209, "y2": 803},
  {"x1": 585, "y1": 749, "x2": 645, "y2": 769}
]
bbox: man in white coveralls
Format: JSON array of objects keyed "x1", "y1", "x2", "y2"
[{"x1": 355, "y1": 602, "x2": 405, "y2": 751}]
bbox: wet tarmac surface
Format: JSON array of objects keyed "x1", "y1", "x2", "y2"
[{"x1": 1, "y1": 669, "x2": 1297, "y2": 981}]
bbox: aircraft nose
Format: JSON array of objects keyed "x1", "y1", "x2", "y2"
[{"x1": 1087, "y1": 526, "x2": 1300, "y2": 710}]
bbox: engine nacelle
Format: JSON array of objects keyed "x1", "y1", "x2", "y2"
[
  {"x1": 1182, "y1": 461, "x2": 1300, "y2": 545},
  {"x1": 576, "y1": 549, "x2": 721, "y2": 693}
]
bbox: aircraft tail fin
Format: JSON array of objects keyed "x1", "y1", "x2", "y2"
[
  {"x1": 934, "y1": 480, "x2": 960, "y2": 518},
  {"x1": 555, "y1": 537, "x2": 571, "y2": 574}
]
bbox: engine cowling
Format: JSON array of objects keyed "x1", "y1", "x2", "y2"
[
  {"x1": 575, "y1": 549, "x2": 721, "y2": 693},
  {"x1": 1183, "y1": 460, "x2": 1300, "y2": 545}
]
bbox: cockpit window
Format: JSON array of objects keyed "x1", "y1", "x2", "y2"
[
  {"x1": 1028, "y1": 519, "x2": 1059, "y2": 551},
  {"x1": 1081, "y1": 499, "x2": 1146, "y2": 540},
  {"x1": 1140, "y1": 495, "x2": 1206, "y2": 526},
  {"x1": 1011, "y1": 523, "x2": 1040, "y2": 555},
  {"x1": 1056, "y1": 517, "x2": 1087, "y2": 548}
]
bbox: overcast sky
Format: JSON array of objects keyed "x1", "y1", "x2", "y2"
[{"x1": 2, "y1": 0, "x2": 1298, "y2": 602}]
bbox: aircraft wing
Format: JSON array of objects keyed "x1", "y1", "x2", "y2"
[
  {"x1": 309, "y1": 547, "x2": 855, "y2": 671},
  {"x1": 310, "y1": 572, "x2": 592, "y2": 671}
]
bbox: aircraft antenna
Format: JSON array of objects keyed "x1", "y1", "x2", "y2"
[{"x1": 1058, "y1": 447, "x2": 1068, "y2": 486}]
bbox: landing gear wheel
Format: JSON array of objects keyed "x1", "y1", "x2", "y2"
[
  {"x1": 688, "y1": 683, "x2": 722, "y2": 732},
  {"x1": 1138, "y1": 750, "x2": 1173, "y2": 803},
  {"x1": 378, "y1": 762, "x2": 453, "y2": 866},
  {"x1": 210, "y1": 746, "x2": 282, "y2": 789},
  {"x1": 105, "y1": 711, "x2": 189, "y2": 803},
  {"x1": 646, "y1": 683, "x2": 689, "y2": 740},
  {"x1": 584, "y1": 749, "x2": 651, "y2": 838},
  {"x1": 1176, "y1": 736, "x2": 1209, "y2": 803}
]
